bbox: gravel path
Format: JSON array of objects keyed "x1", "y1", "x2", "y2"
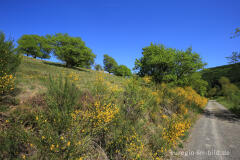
[{"x1": 178, "y1": 100, "x2": 240, "y2": 160}]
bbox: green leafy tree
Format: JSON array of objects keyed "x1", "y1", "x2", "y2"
[
  {"x1": 0, "y1": 32, "x2": 21, "y2": 95},
  {"x1": 134, "y1": 43, "x2": 205, "y2": 85},
  {"x1": 94, "y1": 64, "x2": 103, "y2": 71},
  {"x1": 38, "y1": 35, "x2": 53, "y2": 59},
  {"x1": 231, "y1": 27, "x2": 240, "y2": 38},
  {"x1": 0, "y1": 32, "x2": 21, "y2": 76},
  {"x1": 51, "y1": 33, "x2": 95, "y2": 68},
  {"x1": 219, "y1": 76, "x2": 239, "y2": 99},
  {"x1": 208, "y1": 87, "x2": 217, "y2": 97},
  {"x1": 188, "y1": 72, "x2": 208, "y2": 96},
  {"x1": 103, "y1": 54, "x2": 118, "y2": 73},
  {"x1": 17, "y1": 35, "x2": 52, "y2": 59},
  {"x1": 114, "y1": 65, "x2": 132, "y2": 77}
]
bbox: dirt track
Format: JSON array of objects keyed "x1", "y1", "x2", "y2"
[{"x1": 178, "y1": 100, "x2": 240, "y2": 160}]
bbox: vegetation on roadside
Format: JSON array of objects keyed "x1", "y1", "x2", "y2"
[
  {"x1": 134, "y1": 43, "x2": 208, "y2": 96},
  {"x1": 0, "y1": 56, "x2": 208, "y2": 159},
  {"x1": 212, "y1": 77, "x2": 240, "y2": 116}
]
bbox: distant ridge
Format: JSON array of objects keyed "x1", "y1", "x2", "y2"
[{"x1": 202, "y1": 62, "x2": 240, "y2": 88}]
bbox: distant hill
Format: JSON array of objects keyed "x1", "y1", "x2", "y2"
[{"x1": 202, "y1": 63, "x2": 240, "y2": 88}]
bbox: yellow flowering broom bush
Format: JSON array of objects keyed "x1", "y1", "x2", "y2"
[
  {"x1": 0, "y1": 73, "x2": 15, "y2": 95},
  {"x1": 0, "y1": 32, "x2": 21, "y2": 96},
  {"x1": 1, "y1": 70, "x2": 208, "y2": 159}
]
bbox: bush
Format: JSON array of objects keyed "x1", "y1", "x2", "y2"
[
  {"x1": 0, "y1": 71, "x2": 208, "y2": 159},
  {"x1": 114, "y1": 65, "x2": 132, "y2": 77},
  {"x1": 208, "y1": 87, "x2": 217, "y2": 97},
  {"x1": 0, "y1": 32, "x2": 21, "y2": 95},
  {"x1": 0, "y1": 124, "x2": 30, "y2": 159},
  {"x1": 33, "y1": 76, "x2": 92, "y2": 159},
  {"x1": 94, "y1": 64, "x2": 103, "y2": 71},
  {"x1": 219, "y1": 76, "x2": 239, "y2": 99}
]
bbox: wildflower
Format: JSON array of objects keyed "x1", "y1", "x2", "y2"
[
  {"x1": 35, "y1": 116, "x2": 38, "y2": 120},
  {"x1": 50, "y1": 144, "x2": 55, "y2": 151},
  {"x1": 67, "y1": 141, "x2": 71, "y2": 147},
  {"x1": 162, "y1": 115, "x2": 168, "y2": 119},
  {"x1": 22, "y1": 154, "x2": 26, "y2": 159}
]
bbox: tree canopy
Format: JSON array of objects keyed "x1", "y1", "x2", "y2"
[
  {"x1": 114, "y1": 65, "x2": 132, "y2": 77},
  {"x1": 51, "y1": 33, "x2": 96, "y2": 68},
  {"x1": 226, "y1": 51, "x2": 240, "y2": 64},
  {"x1": 0, "y1": 32, "x2": 21, "y2": 76},
  {"x1": 94, "y1": 64, "x2": 103, "y2": 71},
  {"x1": 103, "y1": 54, "x2": 118, "y2": 73},
  {"x1": 231, "y1": 27, "x2": 240, "y2": 38},
  {"x1": 17, "y1": 35, "x2": 52, "y2": 59},
  {"x1": 134, "y1": 43, "x2": 206, "y2": 85}
]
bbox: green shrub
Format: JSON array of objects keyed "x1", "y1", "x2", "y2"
[
  {"x1": 208, "y1": 87, "x2": 217, "y2": 97},
  {"x1": 0, "y1": 32, "x2": 21, "y2": 95},
  {"x1": 114, "y1": 65, "x2": 132, "y2": 77},
  {"x1": 34, "y1": 76, "x2": 91, "y2": 159},
  {"x1": 0, "y1": 32, "x2": 21, "y2": 76},
  {"x1": 219, "y1": 76, "x2": 239, "y2": 100},
  {"x1": 0, "y1": 124, "x2": 30, "y2": 159}
]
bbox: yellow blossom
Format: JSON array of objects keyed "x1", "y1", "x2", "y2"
[{"x1": 67, "y1": 141, "x2": 71, "y2": 147}]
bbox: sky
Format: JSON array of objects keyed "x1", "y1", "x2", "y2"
[{"x1": 1, "y1": 0, "x2": 240, "y2": 70}]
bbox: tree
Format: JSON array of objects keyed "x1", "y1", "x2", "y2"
[
  {"x1": 188, "y1": 72, "x2": 208, "y2": 96},
  {"x1": 0, "y1": 32, "x2": 21, "y2": 95},
  {"x1": 0, "y1": 32, "x2": 21, "y2": 76},
  {"x1": 208, "y1": 87, "x2": 217, "y2": 97},
  {"x1": 134, "y1": 43, "x2": 206, "y2": 85},
  {"x1": 103, "y1": 54, "x2": 118, "y2": 73},
  {"x1": 51, "y1": 33, "x2": 96, "y2": 68},
  {"x1": 17, "y1": 35, "x2": 52, "y2": 59},
  {"x1": 219, "y1": 76, "x2": 239, "y2": 99},
  {"x1": 94, "y1": 64, "x2": 103, "y2": 71},
  {"x1": 114, "y1": 65, "x2": 132, "y2": 77},
  {"x1": 38, "y1": 35, "x2": 53, "y2": 59},
  {"x1": 231, "y1": 27, "x2": 240, "y2": 38},
  {"x1": 226, "y1": 51, "x2": 240, "y2": 64}
]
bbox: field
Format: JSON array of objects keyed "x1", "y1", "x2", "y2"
[{"x1": 0, "y1": 56, "x2": 208, "y2": 160}]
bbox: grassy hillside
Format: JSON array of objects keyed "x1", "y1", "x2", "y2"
[
  {"x1": 202, "y1": 62, "x2": 240, "y2": 88},
  {"x1": 1, "y1": 56, "x2": 207, "y2": 159},
  {"x1": 15, "y1": 57, "x2": 124, "y2": 101}
]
